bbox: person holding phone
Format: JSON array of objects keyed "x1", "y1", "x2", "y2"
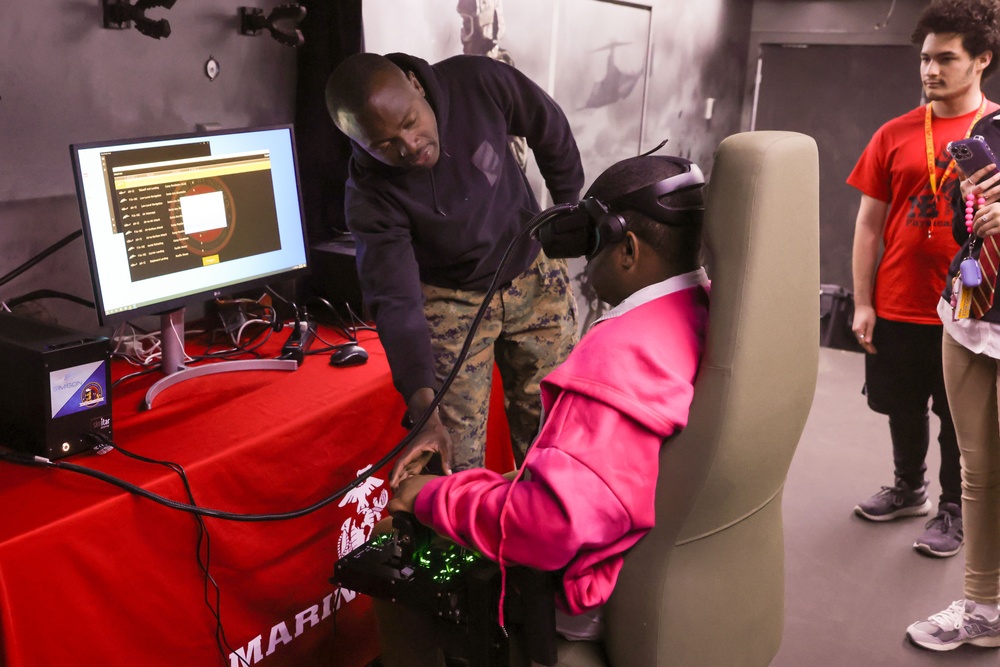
[
  {"x1": 908, "y1": 31, "x2": 1000, "y2": 649},
  {"x1": 948, "y1": 135, "x2": 1000, "y2": 176},
  {"x1": 847, "y1": 0, "x2": 1000, "y2": 560}
]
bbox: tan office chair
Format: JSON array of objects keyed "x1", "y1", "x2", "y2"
[{"x1": 555, "y1": 131, "x2": 820, "y2": 666}]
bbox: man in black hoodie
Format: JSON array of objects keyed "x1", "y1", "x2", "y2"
[{"x1": 326, "y1": 52, "x2": 583, "y2": 482}]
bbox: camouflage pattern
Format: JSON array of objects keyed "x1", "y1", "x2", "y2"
[{"x1": 422, "y1": 251, "x2": 578, "y2": 471}]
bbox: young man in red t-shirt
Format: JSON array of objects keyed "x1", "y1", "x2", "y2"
[{"x1": 848, "y1": 0, "x2": 999, "y2": 558}]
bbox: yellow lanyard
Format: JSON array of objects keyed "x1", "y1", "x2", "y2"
[{"x1": 925, "y1": 95, "x2": 988, "y2": 197}]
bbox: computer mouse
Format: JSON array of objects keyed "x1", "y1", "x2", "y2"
[{"x1": 329, "y1": 343, "x2": 369, "y2": 367}]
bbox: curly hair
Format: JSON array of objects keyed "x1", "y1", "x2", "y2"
[{"x1": 912, "y1": 0, "x2": 1000, "y2": 78}]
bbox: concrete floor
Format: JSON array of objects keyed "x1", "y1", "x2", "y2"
[{"x1": 773, "y1": 347, "x2": 998, "y2": 666}]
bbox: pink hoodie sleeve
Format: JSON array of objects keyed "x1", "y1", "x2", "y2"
[{"x1": 413, "y1": 390, "x2": 663, "y2": 573}]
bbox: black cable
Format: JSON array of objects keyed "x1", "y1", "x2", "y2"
[
  {"x1": 1, "y1": 439, "x2": 406, "y2": 521},
  {"x1": 4, "y1": 289, "x2": 95, "y2": 310},
  {"x1": 110, "y1": 364, "x2": 161, "y2": 389},
  {"x1": 195, "y1": 323, "x2": 273, "y2": 360},
  {"x1": 100, "y1": 436, "x2": 247, "y2": 667},
  {"x1": 265, "y1": 285, "x2": 297, "y2": 314},
  {"x1": 0, "y1": 230, "x2": 82, "y2": 289},
  {"x1": 108, "y1": 322, "x2": 163, "y2": 386},
  {"x1": 198, "y1": 300, "x2": 277, "y2": 358},
  {"x1": 344, "y1": 302, "x2": 377, "y2": 333},
  {"x1": 265, "y1": 285, "x2": 308, "y2": 337},
  {"x1": 109, "y1": 298, "x2": 280, "y2": 390},
  {"x1": 0, "y1": 205, "x2": 575, "y2": 523},
  {"x1": 405, "y1": 203, "x2": 576, "y2": 428},
  {"x1": 303, "y1": 296, "x2": 359, "y2": 342},
  {"x1": 306, "y1": 335, "x2": 362, "y2": 356}
]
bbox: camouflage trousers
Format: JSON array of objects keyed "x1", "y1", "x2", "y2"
[{"x1": 422, "y1": 251, "x2": 578, "y2": 472}]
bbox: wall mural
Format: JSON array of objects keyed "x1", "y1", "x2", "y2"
[{"x1": 550, "y1": 0, "x2": 651, "y2": 327}]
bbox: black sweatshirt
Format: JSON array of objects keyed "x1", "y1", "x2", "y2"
[{"x1": 343, "y1": 53, "x2": 584, "y2": 400}]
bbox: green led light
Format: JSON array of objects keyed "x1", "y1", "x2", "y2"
[{"x1": 408, "y1": 542, "x2": 484, "y2": 578}]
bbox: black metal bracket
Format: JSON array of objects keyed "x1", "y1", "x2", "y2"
[
  {"x1": 102, "y1": 0, "x2": 176, "y2": 39},
  {"x1": 238, "y1": 4, "x2": 307, "y2": 48},
  {"x1": 102, "y1": 0, "x2": 132, "y2": 30}
]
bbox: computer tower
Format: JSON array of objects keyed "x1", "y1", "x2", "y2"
[
  {"x1": 0, "y1": 312, "x2": 112, "y2": 458},
  {"x1": 304, "y1": 235, "x2": 367, "y2": 323}
]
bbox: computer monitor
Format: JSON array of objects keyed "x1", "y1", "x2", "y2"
[{"x1": 70, "y1": 124, "x2": 309, "y2": 408}]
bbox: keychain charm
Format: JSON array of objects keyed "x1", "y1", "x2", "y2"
[
  {"x1": 956, "y1": 192, "x2": 984, "y2": 311},
  {"x1": 961, "y1": 257, "x2": 983, "y2": 287}
]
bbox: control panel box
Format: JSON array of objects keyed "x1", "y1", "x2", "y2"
[{"x1": 0, "y1": 313, "x2": 112, "y2": 458}]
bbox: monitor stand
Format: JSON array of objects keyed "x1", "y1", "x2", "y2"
[{"x1": 143, "y1": 307, "x2": 298, "y2": 410}]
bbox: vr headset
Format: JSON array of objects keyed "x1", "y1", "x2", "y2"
[{"x1": 537, "y1": 158, "x2": 706, "y2": 260}]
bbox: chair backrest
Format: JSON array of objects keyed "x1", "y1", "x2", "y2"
[{"x1": 601, "y1": 131, "x2": 820, "y2": 666}]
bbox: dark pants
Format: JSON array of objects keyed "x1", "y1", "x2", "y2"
[{"x1": 865, "y1": 317, "x2": 961, "y2": 506}]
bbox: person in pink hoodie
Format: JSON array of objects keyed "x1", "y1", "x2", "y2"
[{"x1": 377, "y1": 153, "x2": 709, "y2": 666}]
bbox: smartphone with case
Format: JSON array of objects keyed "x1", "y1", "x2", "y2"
[{"x1": 947, "y1": 135, "x2": 1000, "y2": 180}]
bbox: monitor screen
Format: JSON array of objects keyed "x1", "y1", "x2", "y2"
[{"x1": 70, "y1": 125, "x2": 309, "y2": 327}]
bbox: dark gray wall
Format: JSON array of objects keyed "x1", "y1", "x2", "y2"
[
  {"x1": 0, "y1": 1, "x2": 298, "y2": 331},
  {"x1": 748, "y1": 0, "x2": 1000, "y2": 112},
  {"x1": 744, "y1": 0, "x2": 932, "y2": 290},
  {"x1": 744, "y1": 0, "x2": 930, "y2": 131},
  {"x1": 754, "y1": 43, "x2": 920, "y2": 289}
]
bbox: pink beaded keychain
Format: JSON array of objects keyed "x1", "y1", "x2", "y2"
[
  {"x1": 966, "y1": 192, "x2": 985, "y2": 232},
  {"x1": 962, "y1": 192, "x2": 984, "y2": 287}
]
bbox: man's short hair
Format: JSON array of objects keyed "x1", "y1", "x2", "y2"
[
  {"x1": 912, "y1": 0, "x2": 1000, "y2": 79},
  {"x1": 585, "y1": 155, "x2": 704, "y2": 268},
  {"x1": 325, "y1": 53, "x2": 404, "y2": 130}
]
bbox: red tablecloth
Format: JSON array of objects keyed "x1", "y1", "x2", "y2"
[
  {"x1": 0, "y1": 327, "x2": 514, "y2": 667},
  {"x1": 0, "y1": 334, "x2": 404, "y2": 667}
]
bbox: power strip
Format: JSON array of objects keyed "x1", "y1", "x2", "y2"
[{"x1": 280, "y1": 320, "x2": 315, "y2": 365}]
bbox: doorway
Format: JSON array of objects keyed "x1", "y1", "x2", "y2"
[{"x1": 753, "y1": 43, "x2": 919, "y2": 289}]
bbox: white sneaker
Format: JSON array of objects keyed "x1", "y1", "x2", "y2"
[{"x1": 907, "y1": 600, "x2": 1000, "y2": 651}]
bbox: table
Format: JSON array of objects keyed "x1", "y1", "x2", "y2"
[
  {"x1": 0, "y1": 327, "x2": 399, "y2": 667},
  {"x1": 0, "y1": 326, "x2": 511, "y2": 667}
]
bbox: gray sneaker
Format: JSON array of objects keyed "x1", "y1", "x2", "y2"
[
  {"x1": 907, "y1": 599, "x2": 1000, "y2": 651},
  {"x1": 854, "y1": 479, "x2": 931, "y2": 521},
  {"x1": 914, "y1": 502, "x2": 963, "y2": 558}
]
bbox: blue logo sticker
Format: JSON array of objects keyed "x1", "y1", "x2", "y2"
[{"x1": 51, "y1": 361, "x2": 108, "y2": 418}]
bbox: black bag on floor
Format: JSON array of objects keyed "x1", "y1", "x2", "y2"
[{"x1": 820, "y1": 284, "x2": 863, "y2": 352}]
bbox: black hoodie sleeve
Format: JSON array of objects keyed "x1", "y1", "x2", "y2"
[
  {"x1": 479, "y1": 59, "x2": 584, "y2": 204},
  {"x1": 344, "y1": 186, "x2": 438, "y2": 401}
]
